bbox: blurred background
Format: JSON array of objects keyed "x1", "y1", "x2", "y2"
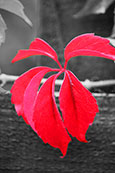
[
  {"x1": 0, "y1": 0, "x2": 115, "y2": 81},
  {"x1": 0, "y1": 1, "x2": 115, "y2": 172}
]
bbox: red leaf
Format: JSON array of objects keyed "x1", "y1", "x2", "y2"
[
  {"x1": 11, "y1": 38, "x2": 59, "y2": 64},
  {"x1": 59, "y1": 70, "x2": 99, "y2": 142},
  {"x1": 11, "y1": 66, "x2": 51, "y2": 123},
  {"x1": 23, "y1": 68, "x2": 52, "y2": 131},
  {"x1": 29, "y1": 38, "x2": 58, "y2": 60},
  {"x1": 33, "y1": 73, "x2": 71, "y2": 157},
  {"x1": 64, "y1": 33, "x2": 115, "y2": 67},
  {"x1": 11, "y1": 33, "x2": 115, "y2": 157}
]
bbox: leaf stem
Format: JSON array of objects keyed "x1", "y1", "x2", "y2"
[
  {"x1": 64, "y1": 60, "x2": 67, "y2": 69},
  {"x1": 56, "y1": 59, "x2": 63, "y2": 69}
]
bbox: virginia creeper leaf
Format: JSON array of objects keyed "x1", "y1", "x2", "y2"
[
  {"x1": 23, "y1": 68, "x2": 52, "y2": 131},
  {"x1": 11, "y1": 66, "x2": 50, "y2": 123},
  {"x1": 59, "y1": 70, "x2": 99, "y2": 142},
  {"x1": 11, "y1": 33, "x2": 115, "y2": 157},
  {"x1": 64, "y1": 33, "x2": 115, "y2": 66},
  {"x1": 0, "y1": 0, "x2": 32, "y2": 26},
  {"x1": 11, "y1": 38, "x2": 61, "y2": 67},
  {"x1": 33, "y1": 73, "x2": 71, "y2": 157},
  {"x1": 29, "y1": 38, "x2": 58, "y2": 61}
]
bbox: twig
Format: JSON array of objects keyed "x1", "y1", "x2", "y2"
[
  {"x1": 0, "y1": 74, "x2": 18, "y2": 87},
  {"x1": 0, "y1": 73, "x2": 115, "y2": 90},
  {"x1": 54, "y1": 92, "x2": 115, "y2": 98}
]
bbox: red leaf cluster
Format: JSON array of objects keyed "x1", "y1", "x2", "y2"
[{"x1": 11, "y1": 33, "x2": 115, "y2": 157}]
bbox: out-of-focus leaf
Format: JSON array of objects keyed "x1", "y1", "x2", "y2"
[
  {"x1": 74, "y1": 0, "x2": 114, "y2": 18},
  {"x1": 111, "y1": 8, "x2": 115, "y2": 38},
  {"x1": 0, "y1": 14, "x2": 7, "y2": 45},
  {"x1": 0, "y1": 0, "x2": 32, "y2": 26}
]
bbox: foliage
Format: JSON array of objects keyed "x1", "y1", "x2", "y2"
[
  {"x1": 11, "y1": 33, "x2": 115, "y2": 157},
  {"x1": 0, "y1": 0, "x2": 32, "y2": 46},
  {"x1": 74, "y1": 0, "x2": 115, "y2": 37}
]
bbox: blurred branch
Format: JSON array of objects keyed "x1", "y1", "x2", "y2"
[
  {"x1": 0, "y1": 73, "x2": 115, "y2": 90},
  {"x1": 0, "y1": 74, "x2": 18, "y2": 87}
]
